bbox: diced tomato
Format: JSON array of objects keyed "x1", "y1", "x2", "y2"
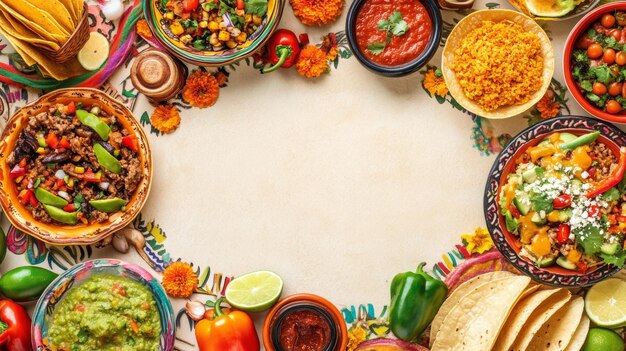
[
  {"x1": 129, "y1": 319, "x2": 139, "y2": 334},
  {"x1": 55, "y1": 179, "x2": 66, "y2": 189},
  {"x1": 576, "y1": 262, "x2": 588, "y2": 274},
  {"x1": 588, "y1": 205, "x2": 601, "y2": 218},
  {"x1": 9, "y1": 164, "x2": 28, "y2": 179},
  {"x1": 556, "y1": 223, "x2": 570, "y2": 244},
  {"x1": 121, "y1": 135, "x2": 139, "y2": 152},
  {"x1": 618, "y1": 215, "x2": 626, "y2": 222},
  {"x1": 236, "y1": 0, "x2": 245, "y2": 10},
  {"x1": 182, "y1": 0, "x2": 198, "y2": 11},
  {"x1": 45, "y1": 132, "x2": 59, "y2": 149},
  {"x1": 58, "y1": 136, "x2": 71, "y2": 149},
  {"x1": 66, "y1": 102, "x2": 76, "y2": 115},
  {"x1": 29, "y1": 193, "x2": 38, "y2": 207},
  {"x1": 587, "y1": 166, "x2": 597, "y2": 179},
  {"x1": 553, "y1": 194, "x2": 572, "y2": 209},
  {"x1": 83, "y1": 170, "x2": 101, "y2": 183},
  {"x1": 112, "y1": 283, "x2": 126, "y2": 297},
  {"x1": 508, "y1": 204, "x2": 521, "y2": 218},
  {"x1": 63, "y1": 203, "x2": 76, "y2": 212},
  {"x1": 74, "y1": 304, "x2": 86, "y2": 312},
  {"x1": 609, "y1": 214, "x2": 617, "y2": 225}
]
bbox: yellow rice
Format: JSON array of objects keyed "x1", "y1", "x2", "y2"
[{"x1": 451, "y1": 20, "x2": 544, "y2": 112}]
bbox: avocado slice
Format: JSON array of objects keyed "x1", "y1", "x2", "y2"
[
  {"x1": 505, "y1": 211, "x2": 519, "y2": 232},
  {"x1": 536, "y1": 255, "x2": 557, "y2": 268},
  {"x1": 558, "y1": 208, "x2": 572, "y2": 222},
  {"x1": 531, "y1": 212, "x2": 547, "y2": 225},
  {"x1": 522, "y1": 168, "x2": 538, "y2": 183},
  {"x1": 559, "y1": 132, "x2": 578, "y2": 144},
  {"x1": 556, "y1": 256, "x2": 577, "y2": 270},
  {"x1": 513, "y1": 192, "x2": 532, "y2": 216},
  {"x1": 601, "y1": 242, "x2": 621, "y2": 255}
]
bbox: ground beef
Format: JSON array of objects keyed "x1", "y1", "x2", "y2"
[
  {"x1": 591, "y1": 141, "x2": 617, "y2": 180},
  {"x1": 31, "y1": 204, "x2": 52, "y2": 223}
]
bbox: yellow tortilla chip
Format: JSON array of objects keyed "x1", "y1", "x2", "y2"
[
  {"x1": 0, "y1": 7, "x2": 64, "y2": 44},
  {"x1": 57, "y1": 0, "x2": 78, "y2": 23},
  {"x1": 509, "y1": 290, "x2": 573, "y2": 351},
  {"x1": 493, "y1": 288, "x2": 567, "y2": 351},
  {"x1": 564, "y1": 314, "x2": 590, "y2": 351},
  {"x1": 72, "y1": 0, "x2": 85, "y2": 21},
  {"x1": 23, "y1": 0, "x2": 75, "y2": 32},
  {"x1": 0, "y1": 0, "x2": 70, "y2": 37},
  {"x1": 429, "y1": 271, "x2": 515, "y2": 347},
  {"x1": 431, "y1": 275, "x2": 531, "y2": 351},
  {"x1": 527, "y1": 297, "x2": 585, "y2": 351},
  {"x1": 0, "y1": 12, "x2": 60, "y2": 51}
]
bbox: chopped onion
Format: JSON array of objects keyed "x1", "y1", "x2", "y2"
[
  {"x1": 99, "y1": 182, "x2": 110, "y2": 190},
  {"x1": 57, "y1": 191, "x2": 70, "y2": 201},
  {"x1": 27, "y1": 178, "x2": 33, "y2": 190},
  {"x1": 55, "y1": 169, "x2": 66, "y2": 179},
  {"x1": 222, "y1": 13, "x2": 233, "y2": 27}
]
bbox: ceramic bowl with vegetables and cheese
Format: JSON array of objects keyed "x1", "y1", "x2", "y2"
[
  {"x1": 564, "y1": 2, "x2": 626, "y2": 123},
  {"x1": 506, "y1": 0, "x2": 600, "y2": 21},
  {"x1": 32, "y1": 259, "x2": 175, "y2": 351},
  {"x1": 0, "y1": 88, "x2": 152, "y2": 245},
  {"x1": 144, "y1": 0, "x2": 284, "y2": 66},
  {"x1": 484, "y1": 116, "x2": 626, "y2": 287}
]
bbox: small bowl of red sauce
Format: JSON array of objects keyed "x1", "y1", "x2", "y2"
[
  {"x1": 345, "y1": 0, "x2": 442, "y2": 77},
  {"x1": 262, "y1": 293, "x2": 348, "y2": 351}
]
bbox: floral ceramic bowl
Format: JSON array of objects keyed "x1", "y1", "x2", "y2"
[
  {"x1": 143, "y1": 0, "x2": 284, "y2": 66},
  {"x1": 32, "y1": 259, "x2": 175, "y2": 351},
  {"x1": 0, "y1": 88, "x2": 152, "y2": 245},
  {"x1": 506, "y1": 0, "x2": 601, "y2": 21},
  {"x1": 484, "y1": 116, "x2": 624, "y2": 287}
]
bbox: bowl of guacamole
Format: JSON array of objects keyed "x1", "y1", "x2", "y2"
[{"x1": 32, "y1": 259, "x2": 175, "y2": 351}]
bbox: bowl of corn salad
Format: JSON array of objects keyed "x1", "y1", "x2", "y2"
[{"x1": 144, "y1": 0, "x2": 285, "y2": 66}]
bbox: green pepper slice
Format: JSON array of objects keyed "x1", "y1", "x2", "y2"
[
  {"x1": 35, "y1": 187, "x2": 68, "y2": 207},
  {"x1": 43, "y1": 204, "x2": 78, "y2": 224},
  {"x1": 93, "y1": 143, "x2": 122, "y2": 174},
  {"x1": 76, "y1": 109, "x2": 111, "y2": 141},
  {"x1": 0, "y1": 266, "x2": 58, "y2": 302},
  {"x1": 89, "y1": 198, "x2": 127, "y2": 213},
  {"x1": 559, "y1": 131, "x2": 600, "y2": 151}
]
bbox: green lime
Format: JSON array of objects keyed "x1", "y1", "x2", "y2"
[
  {"x1": 582, "y1": 328, "x2": 625, "y2": 351},
  {"x1": 225, "y1": 270, "x2": 283, "y2": 312},
  {"x1": 585, "y1": 278, "x2": 626, "y2": 328}
]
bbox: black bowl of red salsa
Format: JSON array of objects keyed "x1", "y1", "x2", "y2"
[{"x1": 345, "y1": 0, "x2": 442, "y2": 77}]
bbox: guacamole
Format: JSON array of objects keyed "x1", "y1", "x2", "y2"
[{"x1": 48, "y1": 274, "x2": 161, "y2": 351}]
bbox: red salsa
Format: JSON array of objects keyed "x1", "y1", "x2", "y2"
[
  {"x1": 355, "y1": 0, "x2": 432, "y2": 66},
  {"x1": 278, "y1": 308, "x2": 332, "y2": 351}
]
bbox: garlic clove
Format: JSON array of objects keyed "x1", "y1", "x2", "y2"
[{"x1": 186, "y1": 300, "x2": 206, "y2": 321}]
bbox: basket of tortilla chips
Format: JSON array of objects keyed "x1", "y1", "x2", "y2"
[{"x1": 0, "y1": 0, "x2": 89, "y2": 70}]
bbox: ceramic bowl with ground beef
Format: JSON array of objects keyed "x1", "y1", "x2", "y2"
[{"x1": 0, "y1": 89, "x2": 152, "y2": 245}]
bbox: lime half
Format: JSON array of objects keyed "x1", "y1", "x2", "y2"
[
  {"x1": 585, "y1": 278, "x2": 626, "y2": 328},
  {"x1": 526, "y1": 0, "x2": 575, "y2": 17},
  {"x1": 582, "y1": 328, "x2": 625, "y2": 351},
  {"x1": 225, "y1": 271, "x2": 283, "y2": 312},
  {"x1": 78, "y1": 32, "x2": 110, "y2": 71}
]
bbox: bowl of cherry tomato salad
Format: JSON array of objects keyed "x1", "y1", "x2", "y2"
[
  {"x1": 564, "y1": 2, "x2": 626, "y2": 123},
  {"x1": 0, "y1": 89, "x2": 152, "y2": 245}
]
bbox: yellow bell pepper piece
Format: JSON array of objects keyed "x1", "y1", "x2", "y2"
[
  {"x1": 530, "y1": 234, "x2": 551, "y2": 257},
  {"x1": 547, "y1": 210, "x2": 561, "y2": 222},
  {"x1": 528, "y1": 145, "x2": 556, "y2": 163},
  {"x1": 567, "y1": 249, "x2": 582, "y2": 263},
  {"x1": 170, "y1": 22, "x2": 184, "y2": 36}
]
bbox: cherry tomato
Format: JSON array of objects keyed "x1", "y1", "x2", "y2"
[
  {"x1": 617, "y1": 11, "x2": 626, "y2": 26},
  {"x1": 588, "y1": 205, "x2": 601, "y2": 218},
  {"x1": 602, "y1": 14, "x2": 616, "y2": 28},
  {"x1": 592, "y1": 82, "x2": 608, "y2": 95},
  {"x1": 553, "y1": 194, "x2": 572, "y2": 209},
  {"x1": 609, "y1": 82, "x2": 623, "y2": 96},
  {"x1": 236, "y1": 0, "x2": 245, "y2": 10},
  {"x1": 622, "y1": 82, "x2": 626, "y2": 98},
  {"x1": 576, "y1": 262, "x2": 588, "y2": 274},
  {"x1": 182, "y1": 0, "x2": 198, "y2": 12},
  {"x1": 611, "y1": 65, "x2": 621, "y2": 76},
  {"x1": 610, "y1": 29, "x2": 622, "y2": 41},
  {"x1": 617, "y1": 51, "x2": 626, "y2": 66},
  {"x1": 604, "y1": 48, "x2": 617, "y2": 64},
  {"x1": 556, "y1": 223, "x2": 570, "y2": 244},
  {"x1": 588, "y1": 43, "x2": 604, "y2": 59},
  {"x1": 576, "y1": 35, "x2": 593, "y2": 49},
  {"x1": 606, "y1": 99, "x2": 623, "y2": 114},
  {"x1": 587, "y1": 166, "x2": 597, "y2": 179},
  {"x1": 509, "y1": 204, "x2": 521, "y2": 219}
]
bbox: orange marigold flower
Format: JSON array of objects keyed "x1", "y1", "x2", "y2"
[
  {"x1": 327, "y1": 47, "x2": 338, "y2": 61},
  {"x1": 151, "y1": 105, "x2": 181, "y2": 133},
  {"x1": 162, "y1": 261, "x2": 199, "y2": 298},
  {"x1": 136, "y1": 19, "x2": 152, "y2": 39},
  {"x1": 182, "y1": 70, "x2": 220, "y2": 108},
  {"x1": 296, "y1": 46, "x2": 328, "y2": 78},
  {"x1": 423, "y1": 68, "x2": 448, "y2": 97},
  {"x1": 289, "y1": 0, "x2": 344, "y2": 26},
  {"x1": 536, "y1": 90, "x2": 560, "y2": 119},
  {"x1": 214, "y1": 71, "x2": 228, "y2": 87}
]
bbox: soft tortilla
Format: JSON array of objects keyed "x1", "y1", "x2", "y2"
[
  {"x1": 527, "y1": 297, "x2": 585, "y2": 351},
  {"x1": 431, "y1": 275, "x2": 531, "y2": 351},
  {"x1": 0, "y1": 11, "x2": 60, "y2": 51},
  {"x1": 429, "y1": 271, "x2": 515, "y2": 347},
  {"x1": 564, "y1": 314, "x2": 590, "y2": 351},
  {"x1": 493, "y1": 288, "x2": 566, "y2": 351},
  {"x1": 441, "y1": 9, "x2": 554, "y2": 119}
]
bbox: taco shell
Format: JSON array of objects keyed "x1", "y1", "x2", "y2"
[
  {"x1": 431, "y1": 275, "x2": 531, "y2": 351},
  {"x1": 441, "y1": 9, "x2": 554, "y2": 119},
  {"x1": 563, "y1": 314, "x2": 590, "y2": 351},
  {"x1": 0, "y1": 11, "x2": 60, "y2": 51},
  {"x1": 429, "y1": 271, "x2": 515, "y2": 347},
  {"x1": 0, "y1": 0, "x2": 70, "y2": 37},
  {"x1": 527, "y1": 296, "x2": 584, "y2": 351},
  {"x1": 23, "y1": 0, "x2": 75, "y2": 32}
]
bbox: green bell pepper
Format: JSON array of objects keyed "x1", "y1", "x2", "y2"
[
  {"x1": 76, "y1": 109, "x2": 110, "y2": 141},
  {"x1": 35, "y1": 187, "x2": 68, "y2": 207},
  {"x1": 389, "y1": 262, "x2": 448, "y2": 342},
  {"x1": 43, "y1": 204, "x2": 78, "y2": 225},
  {"x1": 93, "y1": 143, "x2": 121, "y2": 174},
  {"x1": 0, "y1": 266, "x2": 58, "y2": 302}
]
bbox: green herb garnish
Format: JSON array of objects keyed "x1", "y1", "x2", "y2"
[{"x1": 367, "y1": 10, "x2": 409, "y2": 55}]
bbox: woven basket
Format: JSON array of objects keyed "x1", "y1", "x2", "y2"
[{"x1": 41, "y1": 3, "x2": 90, "y2": 63}]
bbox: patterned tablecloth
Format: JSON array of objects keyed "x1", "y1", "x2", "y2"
[{"x1": 0, "y1": 0, "x2": 621, "y2": 349}]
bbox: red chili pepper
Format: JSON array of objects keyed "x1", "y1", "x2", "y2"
[
  {"x1": 0, "y1": 300, "x2": 31, "y2": 351},
  {"x1": 45, "y1": 132, "x2": 59, "y2": 149},
  {"x1": 588, "y1": 205, "x2": 601, "y2": 218},
  {"x1": 556, "y1": 223, "x2": 570, "y2": 244},
  {"x1": 576, "y1": 262, "x2": 588, "y2": 273},
  {"x1": 9, "y1": 164, "x2": 27, "y2": 179},
  {"x1": 29, "y1": 193, "x2": 38, "y2": 207},
  {"x1": 261, "y1": 29, "x2": 301, "y2": 73},
  {"x1": 121, "y1": 135, "x2": 139, "y2": 152},
  {"x1": 236, "y1": 0, "x2": 245, "y2": 10},
  {"x1": 587, "y1": 147, "x2": 626, "y2": 198},
  {"x1": 63, "y1": 203, "x2": 76, "y2": 212},
  {"x1": 553, "y1": 194, "x2": 572, "y2": 209},
  {"x1": 508, "y1": 204, "x2": 521, "y2": 218},
  {"x1": 182, "y1": 0, "x2": 199, "y2": 12},
  {"x1": 66, "y1": 102, "x2": 76, "y2": 115},
  {"x1": 58, "y1": 136, "x2": 71, "y2": 149}
]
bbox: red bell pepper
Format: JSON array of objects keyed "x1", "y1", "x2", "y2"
[
  {"x1": 83, "y1": 170, "x2": 101, "y2": 183},
  {"x1": 63, "y1": 203, "x2": 76, "y2": 212},
  {"x1": 236, "y1": 0, "x2": 245, "y2": 10},
  {"x1": 66, "y1": 102, "x2": 76, "y2": 115},
  {"x1": 122, "y1": 135, "x2": 139, "y2": 152},
  {"x1": 45, "y1": 132, "x2": 59, "y2": 149},
  {"x1": 9, "y1": 164, "x2": 27, "y2": 179},
  {"x1": 261, "y1": 29, "x2": 301, "y2": 73},
  {"x1": 586, "y1": 147, "x2": 626, "y2": 198},
  {"x1": 0, "y1": 300, "x2": 31, "y2": 351},
  {"x1": 195, "y1": 297, "x2": 260, "y2": 351},
  {"x1": 58, "y1": 136, "x2": 71, "y2": 149},
  {"x1": 182, "y1": 0, "x2": 198, "y2": 12}
]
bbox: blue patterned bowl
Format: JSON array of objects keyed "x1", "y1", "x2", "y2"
[
  {"x1": 484, "y1": 116, "x2": 624, "y2": 287},
  {"x1": 31, "y1": 259, "x2": 175, "y2": 350}
]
